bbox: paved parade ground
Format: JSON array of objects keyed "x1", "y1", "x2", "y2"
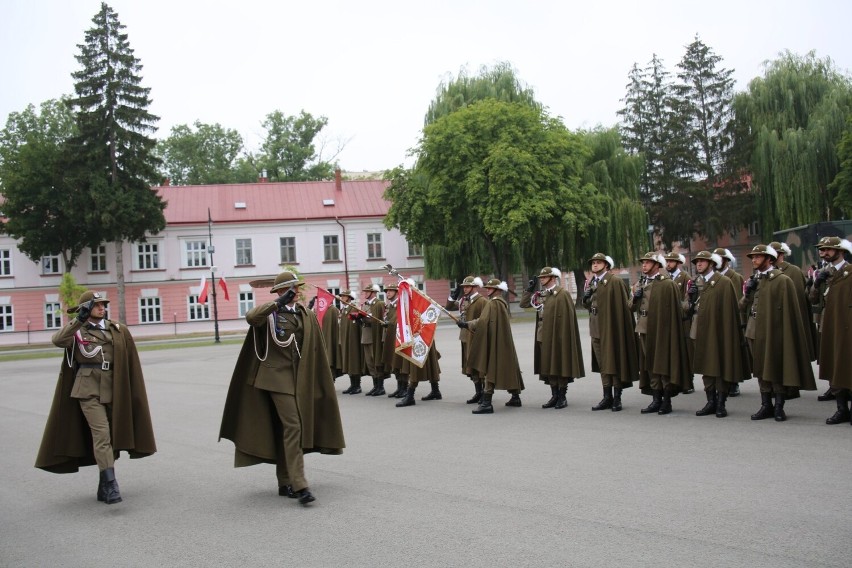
[{"x1": 1, "y1": 317, "x2": 849, "y2": 567}]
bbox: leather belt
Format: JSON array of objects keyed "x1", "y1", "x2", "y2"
[
  {"x1": 749, "y1": 310, "x2": 757, "y2": 319},
  {"x1": 79, "y1": 361, "x2": 111, "y2": 370},
  {"x1": 639, "y1": 310, "x2": 648, "y2": 317}
]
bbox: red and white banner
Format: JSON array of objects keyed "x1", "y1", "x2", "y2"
[
  {"x1": 315, "y1": 288, "x2": 335, "y2": 329},
  {"x1": 219, "y1": 275, "x2": 230, "y2": 301},
  {"x1": 396, "y1": 280, "x2": 441, "y2": 368},
  {"x1": 198, "y1": 276, "x2": 210, "y2": 304}
]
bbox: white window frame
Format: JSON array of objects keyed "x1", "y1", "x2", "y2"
[
  {"x1": 0, "y1": 249, "x2": 11, "y2": 276},
  {"x1": 188, "y1": 295, "x2": 210, "y2": 321},
  {"x1": 139, "y1": 297, "x2": 162, "y2": 323},
  {"x1": 44, "y1": 302, "x2": 62, "y2": 329},
  {"x1": 235, "y1": 238, "x2": 253, "y2": 266},
  {"x1": 280, "y1": 236, "x2": 297, "y2": 264},
  {"x1": 41, "y1": 254, "x2": 61, "y2": 275},
  {"x1": 0, "y1": 304, "x2": 13, "y2": 332},
  {"x1": 238, "y1": 291, "x2": 254, "y2": 317},
  {"x1": 324, "y1": 235, "x2": 340, "y2": 261},
  {"x1": 183, "y1": 240, "x2": 208, "y2": 268},
  {"x1": 90, "y1": 245, "x2": 107, "y2": 272},
  {"x1": 367, "y1": 233, "x2": 383, "y2": 259},
  {"x1": 408, "y1": 242, "x2": 423, "y2": 257},
  {"x1": 136, "y1": 242, "x2": 160, "y2": 270}
]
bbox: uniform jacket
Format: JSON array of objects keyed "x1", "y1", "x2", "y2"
[
  {"x1": 817, "y1": 261, "x2": 852, "y2": 389},
  {"x1": 585, "y1": 273, "x2": 638, "y2": 387},
  {"x1": 219, "y1": 303, "x2": 345, "y2": 464},
  {"x1": 520, "y1": 286, "x2": 585, "y2": 380},
  {"x1": 467, "y1": 296, "x2": 524, "y2": 391},
  {"x1": 35, "y1": 319, "x2": 156, "y2": 473},
  {"x1": 449, "y1": 294, "x2": 486, "y2": 374},
  {"x1": 690, "y1": 273, "x2": 749, "y2": 381},
  {"x1": 746, "y1": 270, "x2": 817, "y2": 392}
]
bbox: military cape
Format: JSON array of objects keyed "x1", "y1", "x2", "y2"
[
  {"x1": 537, "y1": 287, "x2": 585, "y2": 380},
  {"x1": 590, "y1": 274, "x2": 638, "y2": 388},
  {"x1": 219, "y1": 304, "x2": 345, "y2": 464},
  {"x1": 320, "y1": 304, "x2": 343, "y2": 378},
  {"x1": 35, "y1": 320, "x2": 156, "y2": 473},
  {"x1": 467, "y1": 296, "x2": 524, "y2": 391},
  {"x1": 817, "y1": 262, "x2": 852, "y2": 389},
  {"x1": 638, "y1": 277, "x2": 693, "y2": 395},
  {"x1": 691, "y1": 273, "x2": 749, "y2": 382}
]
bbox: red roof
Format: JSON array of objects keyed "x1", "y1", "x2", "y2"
[{"x1": 156, "y1": 179, "x2": 391, "y2": 225}]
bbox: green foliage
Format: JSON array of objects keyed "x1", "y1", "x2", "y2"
[
  {"x1": 157, "y1": 121, "x2": 248, "y2": 185},
  {"x1": 58, "y1": 272, "x2": 88, "y2": 311},
  {"x1": 732, "y1": 51, "x2": 852, "y2": 233},
  {"x1": 830, "y1": 116, "x2": 852, "y2": 214},
  {"x1": 0, "y1": 99, "x2": 93, "y2": 270},
  {"x1": 258, "y1": 110, "x2": 336, "y2": 181}
]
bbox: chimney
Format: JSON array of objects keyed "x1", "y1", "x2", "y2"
[
  {"x1": 335, "y1": 168, "x2": 342, "y2": 192},
  {"x1": 259, "y1": 169, "x2": 268, "y2": 183}
]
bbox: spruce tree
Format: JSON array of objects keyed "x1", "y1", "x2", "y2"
[{"x1": 67, "y1": 2, "x2": 165, "y2": 322}]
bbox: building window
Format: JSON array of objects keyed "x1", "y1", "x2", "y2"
[
  {"x1": 188, "y1": 295, "x2": 210, "y2": 321},
  {"x1": 0, "y1": 249, "x2": 11, "y2": 276},
  {"x1": 367, "y1": 233, "x2": 383, "y2": 259},
  {"x1": 44, "y1": 302, "x2": 62, "y2": 329},
  {"x1": 748, "y1": 221, "x2": 760, "y2": 237},
  {"x1": 136, "y1": 243, "x2": 160, "y2": 270},
  {"x1": 41, "y1": 254, "x2": 61, "y2": 275},
  {"x1": 324, "y1": 235, "x2": 340, "y2": 261},
  {"x1": 280, "y1": 237, "x2": 297, "y2": 264},
  {"x1": 408, "y1": 242, "x2": 423, "y2": 257},
  {"x1": 327, "y1": 287, "x2": 341, "y2": 308},
  {"x1": 184, "y1": 240, "x2": 208, "y2": 268},
  {"x1": 0, "y1": 304, "x2": 12, "y2": 331},
  {"x1": 239, "y1": 291, "x2": 254, "y2": 317},
  {"x1": 90, "y1": 245, "x2": 107, "y2": 272},
  {"x1": 235, "y1": 238, "x2": 253, "y2": 266},
  {"x1": 139, "y1": 297, "x2": 162, "y2": 323}
]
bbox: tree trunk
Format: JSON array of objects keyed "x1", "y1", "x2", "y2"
[{"x1": 115, "y1": 240, "x2": 126, "y2": 323}]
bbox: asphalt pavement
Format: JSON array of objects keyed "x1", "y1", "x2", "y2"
[{"x1": 1, "y1": 317, "x2": 849, "y2": 567}]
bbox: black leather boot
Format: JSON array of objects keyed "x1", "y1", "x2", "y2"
[
  {"x1": 774, "y1": 392, "x2": 786, "y2": 422},
  {"x1": 825, "y1": 392, "x2": 850, "y2": 425},
  {"x1": 342, "y1": 376, "x2": 356, "y2": 394},
  {"x1": 554, "y1": 386, "x2": 568, "y2": 409},
  {"x1": 396, "y1": 387, "x2": 416, "y2": 407},
  {"x1": 658, "y1": 393, "x2": 673, "y2": 415},
  {"x1": 612, "y1": 388, "x2": 623, "y2": 412},
  {"x1": 542, "y1": 385, "x2": 559, "y2": 408},
  {"x1": 715, "y1": 392, "x2": 728, "y2": 418},
  {"x1": 373, "y1": 378, "x2": 386, "y2": 396},
  {"x1": 817, "y1": 386, "x2": 836, "y2": 401},
  {"x1": 348, "y1": 376, "x2": 362, "y2": 395},
  {"x1": 505, "y1": 393, "x2": 522, "y2": 407},
  {"x1": 297, "y1": 488, "x2": 316, "y2": 505},
  {"x1": 97, "y1": 470, "x2": 107, "y2": 502},
  {"x1": 751, "y1": 392, "x2": 774, "y2": 420},
  {"x1": 641, "y1": 390, "x2": 662, "y2": 414},
  {"x1": 421, "y1": 381, "x2": 442, "y2": 400},
  {"x1": 279, "y1": 484, "x2": 297, "y2": 498},
  {"x1": 466, "y1": 381, "x2": 483, "y2": 404},
  {"x1": 365, "y1": 377, "x2": 378, "y2": 396},
  {"x1": 472, "y1": 393, "x2": 494, "y2": 414},
  {"x1": 592, "y1": 386, "x2": 613, "y2": 411},
  {"x1": 388, "y1": 379, "x2": 404, "y2": 398},
  {"x1": 728, "y1": 383, "x2": 741, "y2": 397},
  {"x1": 102, "y1": 467, "x2": 122, "y2": 505},
  {"x1": 696, "y1": 390, "x2": 717, "y2": 416}
]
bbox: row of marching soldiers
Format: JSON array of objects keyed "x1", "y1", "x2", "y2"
[{"x1": 313, "y1": 237, "x2": 852, "y2": 424}]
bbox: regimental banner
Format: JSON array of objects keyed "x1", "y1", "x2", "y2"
[
  {"x1": 315, "y1": 288, "x2": 335, "y2": 329},
  {"x1": 396, "y1": 280, "x2": 441, "y2": 367}
]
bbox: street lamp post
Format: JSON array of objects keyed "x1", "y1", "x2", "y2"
[{"x1": 208, "y1": 209, "x2": 220, "y2": 344}]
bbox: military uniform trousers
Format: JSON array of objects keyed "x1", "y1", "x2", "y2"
[
  {"x1": 591, "y1": 338, "x2": 617, "y2": 388},
  {"x1": 638, "y1": 333, "x2": 671, "y2": 391},
  {"x1": 269, "y1": 392, "x2": 307, "y2": 491}
]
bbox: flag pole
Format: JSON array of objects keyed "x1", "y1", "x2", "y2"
[
  {"x1": 303, "y1": 283, "x2": 385, "y2": 324},
  {"x1": 379, "y1": 264, "x2": 461, "y2": 323},
  {"x1": 207, "y1": 208, "x2": 220, "y2": 343}
]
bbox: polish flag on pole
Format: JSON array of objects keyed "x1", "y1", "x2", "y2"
[
  {"x1": 198, "y1": 276, "x2": 210, "y2": 304},
  {"x1": 315, "y1": 288, "x2": 335, "y2": 329},
  {"x1": 218, "y1": 275, "x2": 230, "y2": 301}
]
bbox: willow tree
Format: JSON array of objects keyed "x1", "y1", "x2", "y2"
[
  {"x1": 731, "y1": 51, "x2": 852, "y2": 233},
  {"x1": 385, "y1": 99, "x2": 603, "y2": 283},
  {"x1": 829, "y1": 116, "x2": 852, "y2": 215}
]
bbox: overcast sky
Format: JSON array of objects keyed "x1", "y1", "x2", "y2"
[{"x1": 2, "y1": 0, "x2": 851, "y2": 173}]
